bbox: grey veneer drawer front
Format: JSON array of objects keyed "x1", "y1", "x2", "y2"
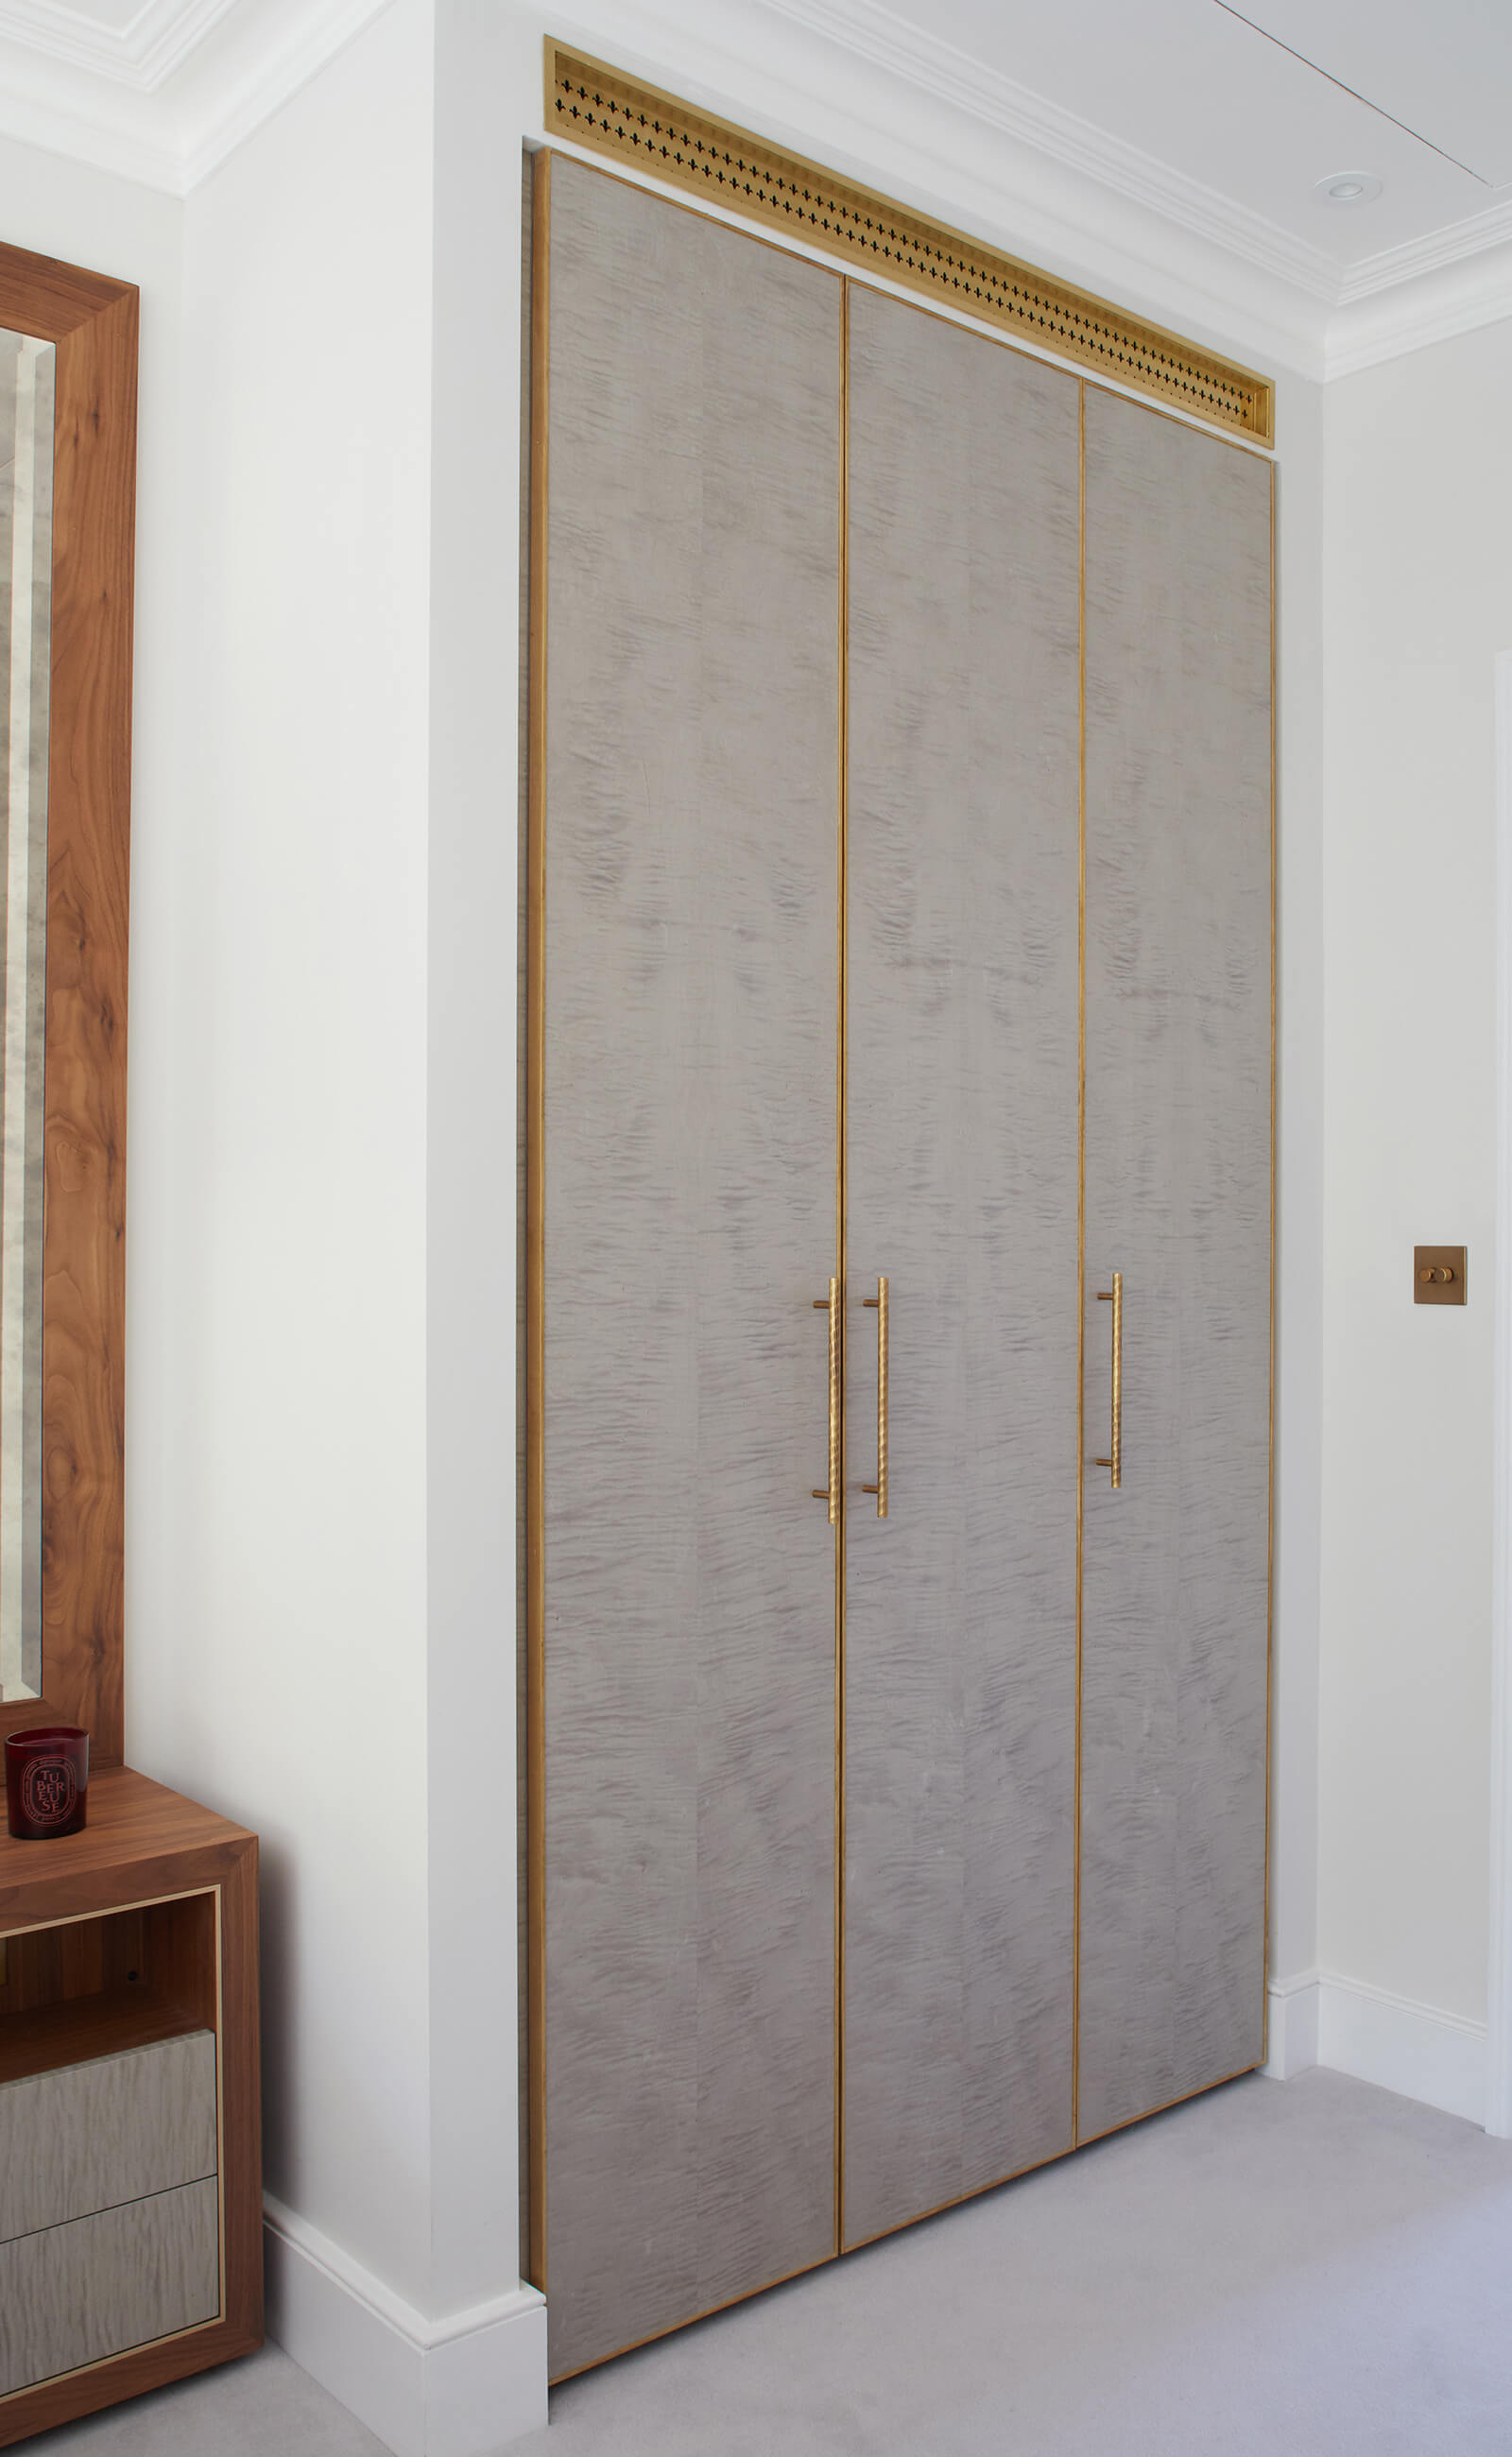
[
  {"x1": 0, "y1": 2032, "x2": 217, "y2": 2243},
  {"x1": 0, "y1": 2175, "x2": 220, "y2": 2396}
]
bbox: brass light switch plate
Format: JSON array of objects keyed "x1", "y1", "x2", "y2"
[{"x1": 1415, "y1": 1246, "x2": 1467, "y2": 1305}]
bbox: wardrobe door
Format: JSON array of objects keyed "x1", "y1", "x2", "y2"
[
  {"x1": 1078, "y1": 389, "x2": 1272, "y2": 2144},
  {"x1": 535, "y1": 158, "x2": 842, "y2": 2379},
  {"x1": 843, "y1": 287, "x2": 1081, "y2": 2249}
]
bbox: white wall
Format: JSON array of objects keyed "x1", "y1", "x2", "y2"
[
  {"x1": 0, "y1": 8, "x2": 550, "y2": 2438},
  {"x1": 1318, "y1": 317, "x2": 1512, "y2": 2053},
  {"x1": 128, "y1": 7, "x2": 548, "y2": 2441},
  {"x1": 1273, "y1": 367, "x2": 1327, "y2": 1994},
  {"x1": 133, "y1": 0, "x2": 438, "y2": 2300},
  {"x1": 423, "y1": 0, "x2": 535, "y2": 2328}
]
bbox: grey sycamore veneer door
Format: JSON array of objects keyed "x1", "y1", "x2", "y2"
[
  {"x1": 1078, "y1": 388, "x2": 1272, "y2": 2144},
  {"x1": 843, "y1": 286, "x2": 1081, "y2": 2249},
  {"x1": 539, "y1": 159, "x2": 842, "y2": 2380}
]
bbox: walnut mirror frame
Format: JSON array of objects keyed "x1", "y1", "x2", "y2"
[{"x1": 0, "y1": 243, "x2": 135, "y2": 1767}]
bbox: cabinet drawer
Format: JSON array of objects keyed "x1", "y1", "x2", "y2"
[
  {"x1": 0, "y1": 2175, "x2": 219, "y2": 2397},
  {"x1": 0, "y1": 2032, "x2": 216, "y2": 2243}
]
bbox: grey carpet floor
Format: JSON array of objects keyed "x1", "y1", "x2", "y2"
[{"x1": 34, "y1": 2070, "x2": 1512, "y2": 2454}]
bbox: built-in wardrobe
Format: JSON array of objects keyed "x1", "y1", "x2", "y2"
[{"x1": 525, "y1": 146, "x2": 1273, "y2": 2384}]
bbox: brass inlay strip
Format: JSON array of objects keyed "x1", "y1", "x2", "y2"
[
  {"x1": 1073, "y1": 380, "x2": 1087, "y2": 2145},
  {"x1": 525, "y1": 142, "x2": 551, "y2": 2298},
  {"x1": 546, "y1": 43, "x2": 1275, "y2": 445},
  {"x1": 1262, "y1": 457, "x2": 1278, "y2": 2064},
  {"x1": 834, "y1": 280, "x2": 849, "y2": 2256},
  {"x1": 0, "y1": 1884, "x2": 215, "y2": 1941},
  {"x1": 829, "y1": 1279, "x2": 840, "y2": 1524},
  {"x1": 213, "y1": 1883, "x2": 227, "y2": 2325}
]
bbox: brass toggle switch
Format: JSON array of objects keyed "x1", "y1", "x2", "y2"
[{"x1": 1414, "y1": 1246, "x2": 1467, "y2": 1306}]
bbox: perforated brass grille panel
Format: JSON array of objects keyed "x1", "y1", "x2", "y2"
[{"x1": 546, "y1": 44, "x2": 1275, "y2": 446}]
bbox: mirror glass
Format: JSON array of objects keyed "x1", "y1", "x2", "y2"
[{"x1": 0, "y1": 328, "x2": 54, "y2": 1702}]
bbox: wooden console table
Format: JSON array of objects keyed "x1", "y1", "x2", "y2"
[{"x1": 0, "y1": 1769, "x2": 262, "y2": 2444}]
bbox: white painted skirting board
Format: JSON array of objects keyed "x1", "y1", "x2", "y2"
[
  {"x1": 1265, "y1": 1970, "x2": 1488, "y2": 2126},
  {"x1": 263, "y1": 2197, "x2": 546, "y2": 2457},
  {"x1": 266, "y1": 1964, "x2": 1486, "y2": 2456},
  {"x1": 1263, "y1": 1969, "x2": 1321, "y2": 2082}
]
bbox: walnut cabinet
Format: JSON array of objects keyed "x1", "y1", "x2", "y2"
[{"x1": 0, "y1": 1772, "x2": 262, "y2": 2443}]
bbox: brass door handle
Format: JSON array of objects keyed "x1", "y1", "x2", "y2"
[
  {"x1": 861, "y1": 1277, "x2": 888, "y2": 1518},
  {"x1": 1094, "y1": 1271, "x2": 1123, "y2": 1488},
  {"x1": 811, "y1": 1278, "x2": 839, "y2": 1523}
]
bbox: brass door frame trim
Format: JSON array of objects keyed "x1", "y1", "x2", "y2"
[
  {"x1": 546, "y1": 41, "x2": 1274, "y2": 446},
  {"x1": 524, "y1": 143, "x2": 551, "y2": 2299},
  {"x1": 1072, "y1": 380, "x2": 1087, "y2": 2144},
  {"x1": 833, "y1": 279, "x2": 849, "y2": 2259},
  {"x1": 1262, "y1": 459, "x2": 1278, "y2": 2064}
]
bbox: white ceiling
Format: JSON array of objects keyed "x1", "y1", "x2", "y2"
[
  {"x1": 782, "y1": 0, "x2": 1512, "y2": 271},
  {"x1": 9, "y1": 0, "x2": 150, "y2": 31},
  {"x1": 0, "y1": 0, "x2": 1509, "y2": 381},
  {"x1": 1228, "y1": 0, "x2": 1512, "y2": 188}
]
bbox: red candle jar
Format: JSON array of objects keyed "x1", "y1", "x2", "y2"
[{"x1": 5, "y1": 1726, "x2": 89, "y2": 1840}]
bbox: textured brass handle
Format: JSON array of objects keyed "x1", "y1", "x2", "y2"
[
  {"x1": 811, "y1": 1279, "x2": 839, "y2": 1522},
  {"x1": 861, "y1": 1277, "x2": 888, "y2": 1518},
  {"x1": 1094, "y1": 1272, "x2": 1123, "y2": 1489}
]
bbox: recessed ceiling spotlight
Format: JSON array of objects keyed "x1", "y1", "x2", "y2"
[{"x1": 1313, "y1": 171, "x2": 1383, "y2": 205}]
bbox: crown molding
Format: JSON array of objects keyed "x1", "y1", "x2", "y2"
[
  {"x1": 1339, "y1": 192, "x2": 1512, "y2": 302},
  {"x1": 178, "y1": 0, "x2": 394, "y2": 188},
  {"x1": 747, "y1": 0, "x2": 1512, "y2": 378},
  {"x1": 1326, "y1": 233, "x2": 1512, "y2": 379},
  {"x1": 0, "y1": 0, "x2": 236, "y2": 91},
  {"x1": 546, "y1": 0, "x2": 1331, "y2": 381},
  {"x1": 0, "y1": 0, "x2": 1505, "y2": 384},
  {"x1": 0, "y1": 0, "x2": 393, "y2": 193},
  {"x1": 0, "y1": 39, "x2": 183, "y2": 184}
]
